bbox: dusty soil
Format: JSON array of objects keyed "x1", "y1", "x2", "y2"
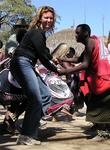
[{"x1": 0, "y1": 105, "x2": 110, "y2": 150}]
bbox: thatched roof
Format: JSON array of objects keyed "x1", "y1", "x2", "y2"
[{"x1": 46, "y1": 28, "x2": 84, "y2": 57}]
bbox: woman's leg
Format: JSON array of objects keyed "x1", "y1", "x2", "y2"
[
  {"x1": 37, "y1": 76, "x2": 52, "y2": 115},
  {"x1": 10, "y1": 57, "x2": 42, "y2": 137}
]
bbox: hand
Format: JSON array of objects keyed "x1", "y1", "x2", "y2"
[
  {"x1": 60, "y1": 56, "x2": 71, "y2": 62},
  {"x1": 60, "y1": 56, "x2": 67, "y2": 61},
  {"x1": 52, "y1": 57, "x2": 59, "y2": 65},
  {"x1": 57, "y1": 67, "x2": 67, "y2": 75},
  {"x1": 57, "y1": 56, "x2": 68, "y2": 64}
]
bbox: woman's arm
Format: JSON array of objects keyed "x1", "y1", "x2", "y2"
[{"x1": 31, "y1": 29, "x2": 58, "y2": 73}]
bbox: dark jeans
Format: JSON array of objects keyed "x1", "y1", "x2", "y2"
[{"x1": 10, "y1": 56, "x2": 52, "y2": 136}]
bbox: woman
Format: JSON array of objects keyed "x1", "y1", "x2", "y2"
[{"x1": 10, "y1": 6, "x2": 59, "y2": 145}]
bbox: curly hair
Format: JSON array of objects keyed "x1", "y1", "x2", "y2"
[{"x1": 29, "y1": 6, "x2": 56, "y2": 32}]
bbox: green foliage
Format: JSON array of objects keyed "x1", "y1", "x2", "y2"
[
  {"x1": 0, "y1": 0, "x2": 36, "y2": 19},
  {"x1": 0, "y1": 0, "x2": 36, "y2": 43},
  {"x1": 0, "y1": 31, "x2": 10, "y2": 44}
]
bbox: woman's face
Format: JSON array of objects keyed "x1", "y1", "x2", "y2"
[{"x1": 41, "y1": 11, "x2": 54, "y2": 31}]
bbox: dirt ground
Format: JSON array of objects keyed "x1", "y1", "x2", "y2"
[{"x1": 0, "y1": 105, "x2": 110, "y2": 150}]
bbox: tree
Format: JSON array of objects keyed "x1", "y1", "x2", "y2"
[
  {"x1": 0, "y1": 0, "x2": 36, "y2": 43},
  {"x1": 0, "y1": 0, "x2": 36, "y2": 25}
]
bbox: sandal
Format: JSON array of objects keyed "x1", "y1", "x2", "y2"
[
  {"x1": 2, "y1": 110, "x2": 17, "y2": 134},
  {"x1": 3, "y1": 115, "x2": 16, "y2": 134}
]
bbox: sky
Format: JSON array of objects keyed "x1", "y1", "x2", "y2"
[{"x1": 32, "y1": 0, "x2": 110, "y2": 36}]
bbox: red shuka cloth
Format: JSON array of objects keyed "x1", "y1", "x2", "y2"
[{"x1": 80, "y1": 36, "x2": 110, "y2": 96}]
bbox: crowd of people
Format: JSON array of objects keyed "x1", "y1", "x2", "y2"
[{"x1": 1, "y1": 5, "x2": 110, "y2": 145}]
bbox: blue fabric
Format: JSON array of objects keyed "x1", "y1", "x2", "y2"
[
  {"x1": 37, "y1": 75, "x2": 51, "y2": 115},
  {"x1": 10, "y1": 56, "x2": 51, "y2": 136}
]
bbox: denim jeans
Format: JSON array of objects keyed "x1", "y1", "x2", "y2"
[
  {"x1": 37, "y1": 76, "x2": 51, "y2": 115},
  {"x1": 10, "y1": 56, "x2": 52, "y2": 136}
]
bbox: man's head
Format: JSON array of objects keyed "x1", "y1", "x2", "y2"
[
  {"x1": 66, "y1": 47, "x2": 75, "y2": 58},
  {"x1": 75, "y1": 24, "x2": 91, "y2": 42},
  {"x1": 13, "y1": 18, "x2": 28, "y2": 32}
]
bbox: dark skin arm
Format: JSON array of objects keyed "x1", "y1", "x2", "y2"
[
  {"x1": 58, "y1": 38, "x2": 95, "y2": 75},
  {"x1": 60, "y1": 56, "x2": 79, "y2": 63}
]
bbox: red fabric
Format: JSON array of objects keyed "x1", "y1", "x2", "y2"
[
  {"x1": 47, "y1": 99, "x2": 73, "y2": 114},
  {"x1": 80, "y1": 36, "x2": 110, "y2": 95},
  {"x1": 98, "y1": 38, "x2": 110, "y2": 78},
  {"x1": 80, "y1": 71, "x2": 90, "y2": 96}
]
